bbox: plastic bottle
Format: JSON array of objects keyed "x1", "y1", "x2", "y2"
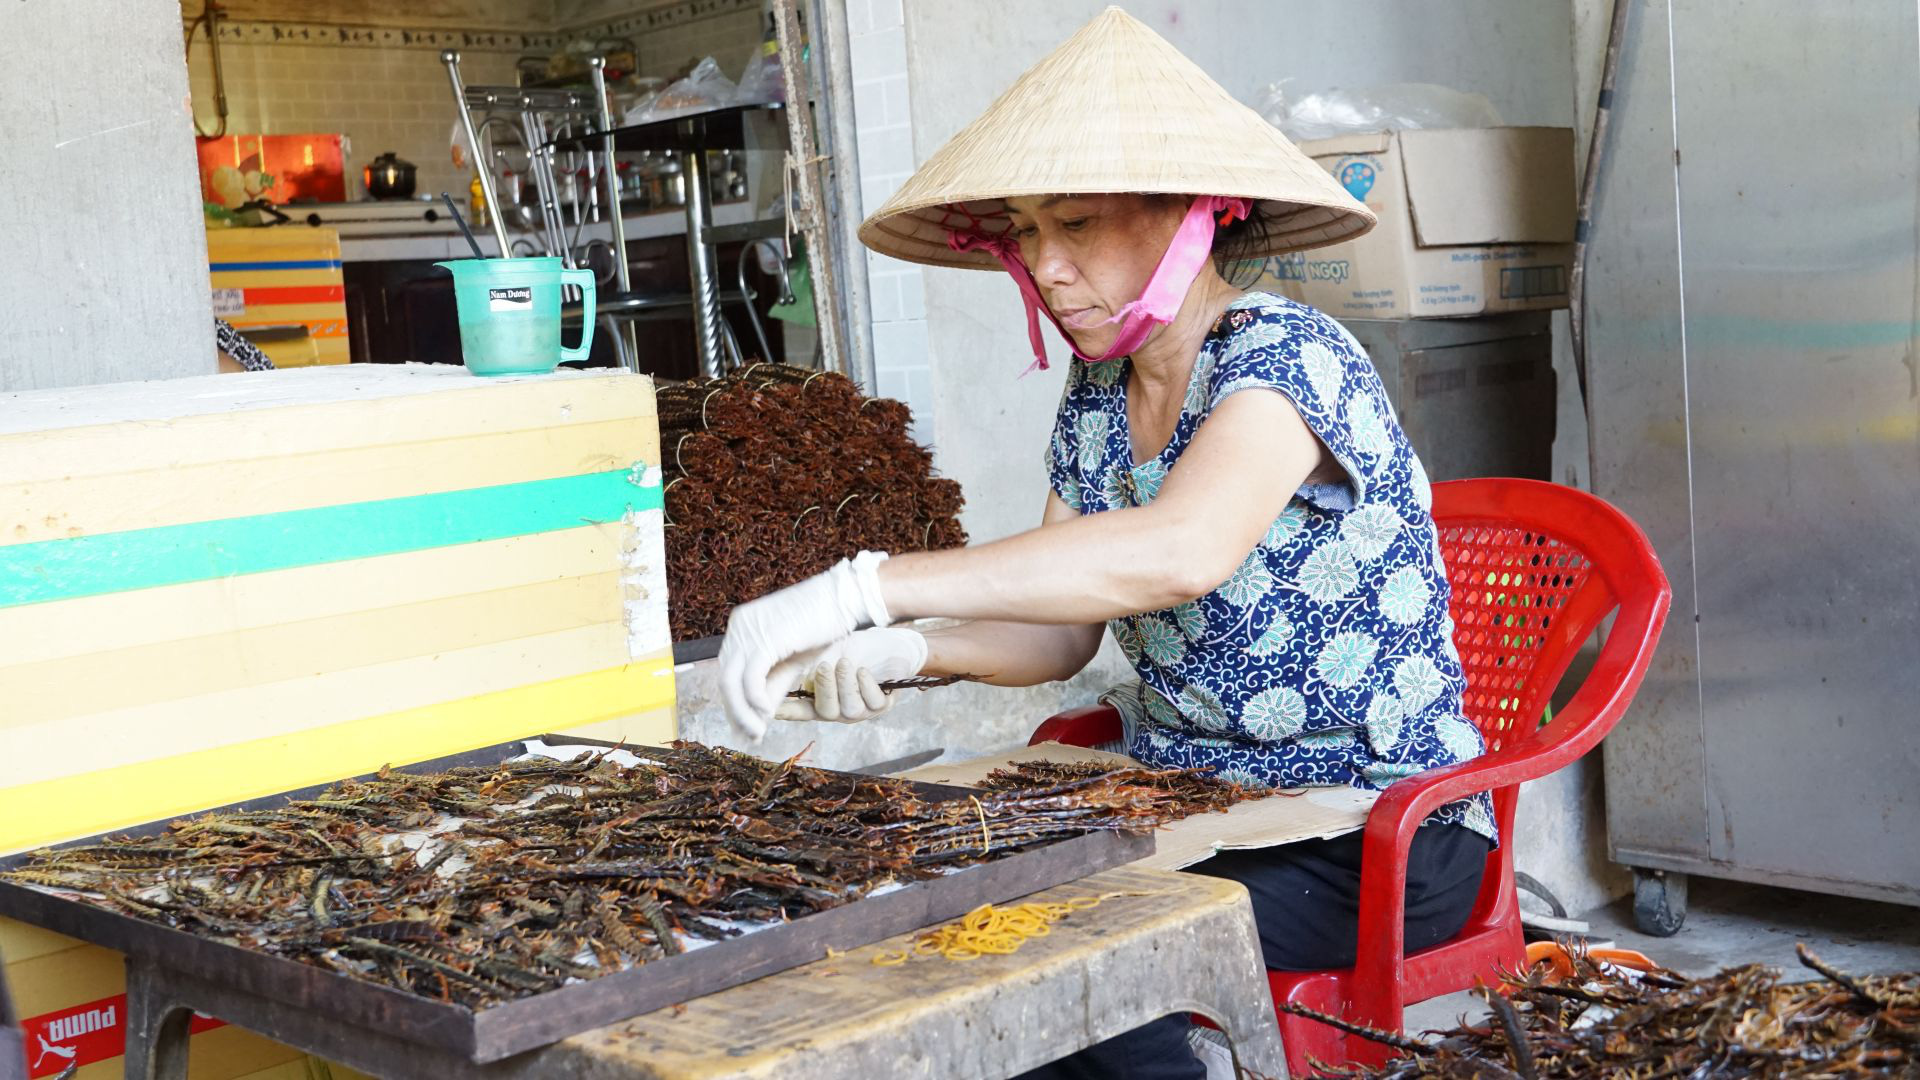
[{"x1": 468, "y1": 174, "x2": 489, "y2": 228}]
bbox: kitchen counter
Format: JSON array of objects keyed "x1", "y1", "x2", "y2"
[{"x1": 336, "y1": 200, "x2": 764, "y2": 263}]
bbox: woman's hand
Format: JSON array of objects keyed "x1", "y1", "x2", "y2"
[
  {"x1": 772, "y1": 627, "x2": 930, "y2": 724},
  {"x1": 717, "y1": 552, "x2": 893, "y2": 739}
]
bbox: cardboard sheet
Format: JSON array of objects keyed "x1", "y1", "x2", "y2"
[{"x1": 906, "y1": 743, "x2": 1376, "y2": 872}]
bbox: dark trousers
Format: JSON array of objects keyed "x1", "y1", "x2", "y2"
[{"x1": 1013, "y1": 823, "x2": 1492, "y2": 1080}]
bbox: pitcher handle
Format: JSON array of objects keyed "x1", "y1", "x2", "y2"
[{"x1": 561, "y1": 268, "x2": 597, "y2": 363}]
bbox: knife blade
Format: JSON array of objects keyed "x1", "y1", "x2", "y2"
[{"x1": 846, "y1": 747, "x2": 944, "y2": 776}]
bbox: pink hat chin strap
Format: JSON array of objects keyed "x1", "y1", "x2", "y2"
[{"x1": 947, "y1": 195, "x2": 1250, "y2": 374}]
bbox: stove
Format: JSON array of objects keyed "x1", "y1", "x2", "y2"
[{"x1": 281, "y1": 199, "x2": 463, "y2": 238}]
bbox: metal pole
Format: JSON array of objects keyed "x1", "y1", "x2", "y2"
[
  {"x1": 1570, "y1": 0, "x2": 1633, "y2": 447},
  {"x1": 590, "y1": 58, "x2": 631, "y2": 293},
  {"x1": 442, "y1": 50, "x2": 511, "y2": 256},
  {"x1": 684, "y1": 144, "x2": 724, "y2": 377},
  {"x1": 770, "y1": 0, "x2": 864, "y2": 385},
  {"x1": 590, "y1": 56, "x2": 641, "y2": 372},
  {"x1": 801, "y1": 0, "x2": 875, "y2": 390},
  {"x1": 520, "y1": 112, "x2": 566, "y2": 260}
]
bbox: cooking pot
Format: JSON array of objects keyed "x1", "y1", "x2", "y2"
[{"x1": 363, "y1": 152, "x2": 417, "y2": 199}]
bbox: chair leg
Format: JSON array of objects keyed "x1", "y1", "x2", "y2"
[{"x1": 1277, "y1": 1010, "x2": 1350, "y2": 1078}]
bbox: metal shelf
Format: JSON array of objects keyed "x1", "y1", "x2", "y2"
[
  {"x1": 548, "y1": 102, "x2": 787, "y2": 154},
  {"x1": 559, "y1": 289, "x2": 753, "y2": 326}
]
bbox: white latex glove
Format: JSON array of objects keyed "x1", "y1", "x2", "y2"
[
  {"x1": 772, "y1": 627, "x2": 930, "y2": 724},
  {"x1": 718, "y1": 551, "x2": 893, "y2": 740}
]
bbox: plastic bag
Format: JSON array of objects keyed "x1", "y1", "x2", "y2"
[
  {"x1": 1258, "y1": 81, "x2": 1504, "y2": 141},
  {"x1": 449, "y1": 120, "x2": 474, "y2": 172},
  {"x1": 734, "y1": 43, "x2": 786, "y2": 106},
  {"x1": 623, "y1": 57, "x2": 737, "y2": 125}
]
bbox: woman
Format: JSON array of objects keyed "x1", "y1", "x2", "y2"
[{"x1": 717, "y1": 9, "x2": 1494, "y2": 1077}]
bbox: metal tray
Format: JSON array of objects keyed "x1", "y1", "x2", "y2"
[{"x1": 0, "y1": 736, "x2": 1151, "y2": 1063}]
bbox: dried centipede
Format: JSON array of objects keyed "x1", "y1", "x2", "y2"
[
  {"x1": 2, "y1": 742, "x2": 1234, "y2": 1008},
  {"x1": 1297, "y1": 941, "x2": 1920, "y2": 1077}
]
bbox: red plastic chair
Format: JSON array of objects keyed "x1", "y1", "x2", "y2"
[{"x1": 1030, "y1": 478, "x2": 1672, "y2": 1075}]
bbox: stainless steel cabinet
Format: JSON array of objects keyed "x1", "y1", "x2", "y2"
[{"x1": 1588, "y1": 0, "x2": 1920, "y2": 928}]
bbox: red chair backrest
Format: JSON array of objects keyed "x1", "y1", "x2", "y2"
[{"x1": 1430, "y1": 478, "x2": 1671, "y2": 831}]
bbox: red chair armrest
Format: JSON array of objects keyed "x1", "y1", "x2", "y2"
[
  {"x1": 1344, "y1": 588, "x2": 1669, "y2": 1033},
  {"x1": 1029, "y1": 704, "x2": 1122, "y2": 748}
]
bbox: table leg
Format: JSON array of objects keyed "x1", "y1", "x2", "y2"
[
  {"x1": 122, "y1": 960, "x2": 193, "y2": 1080},
  {"x1": 1016, "y1": 884, "x2": 1286, "y2": 1079}
]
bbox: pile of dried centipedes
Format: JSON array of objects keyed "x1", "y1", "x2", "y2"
[
  {"x1": 1291, "y1": 941, "x2": 1920, "y2": 1078},
  {"x1": 3, "y1": 746, "x2": 1269, "y2": 1007},
  {"x1": 978, "y1": 758, "x2": 1289, "y2": 815},
  {"x1": 658, "y1": 364, "x2": 967, "y2": 641}
]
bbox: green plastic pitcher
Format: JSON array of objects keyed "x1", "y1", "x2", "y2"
[{"x1": 434, "y1": 257, "x2": 596, "y2": 376}]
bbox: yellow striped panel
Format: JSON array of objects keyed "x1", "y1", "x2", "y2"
[
  {"x1": 225, "y1": 302, "x2": 346, "y2": 326},
  {"x1": 2, "y1": 377, "x2": 656, "y2": 486},
  {"x1": 209, "y1": 268, "x2": 343, "y2": 289},
  {"x1": 0, "y1": 655, "x2": 675, "y2": 854},
  {"x1": 206, "y1": 229, "x2": 341, "y2": 263},
  {"x1": 0, "y1": 529, "x2": 616, "y2": 666},
  {"x1": 3, "y1": 572, "x2": 621, "y2": 723},
  {"x1": 253, "y1": 336, "x2": 321, "y2": 368},
  {"x1": 311, "y1": 338, "x2": 350, "y2": 365},
  {"x1": 2, "y1": 419, "x2": 649, "y2": 542},
  {"x1": 6, "y1": 624, "x2": 641, "y2": 788}
]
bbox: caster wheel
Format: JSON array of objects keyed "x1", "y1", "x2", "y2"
[{"x1": 1632, "y1": 869, "x2": 1687, "y2": 937}]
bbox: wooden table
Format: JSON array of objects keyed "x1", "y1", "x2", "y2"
[
  {"x1": 131, "y1": 866, "x2": 1284, "y2": 1079},
  {"x1": 501, "y1": 865, "x2": 1284, "y2": 1080}
]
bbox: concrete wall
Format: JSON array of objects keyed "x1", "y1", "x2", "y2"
[{"x1": 0, "y1": 2, "x2": 215, "y2": 391}]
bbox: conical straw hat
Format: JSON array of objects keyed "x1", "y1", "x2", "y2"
[{"x1": 858, "y1": 6, "x2": 1375, "y2": 271}]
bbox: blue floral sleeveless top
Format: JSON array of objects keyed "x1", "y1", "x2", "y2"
[{"x1": 1045, "y1": 292, "x2": 1497, "y2": 843}]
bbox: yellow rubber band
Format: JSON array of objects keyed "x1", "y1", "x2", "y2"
[{"x1": 869, "y1": 895, "x2": 1113, "y2": 966}]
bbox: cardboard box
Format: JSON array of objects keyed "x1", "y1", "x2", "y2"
[{"x1": 1252, "y1": 127, "x2": 1576, "y2": 319}]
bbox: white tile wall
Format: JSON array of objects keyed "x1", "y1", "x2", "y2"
[
  {"x1": 634, "y1": 8, "x2": 764, "y2": 83},
  {"x1": 846, "y1": 0, "x2": 934, "y2": 445},
  {"x1": 182, "y1": 6, "x2": 771, "y2": 207},
  {"x1": 186, "y1": 40, "x2": 520, "y2": 203}
]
